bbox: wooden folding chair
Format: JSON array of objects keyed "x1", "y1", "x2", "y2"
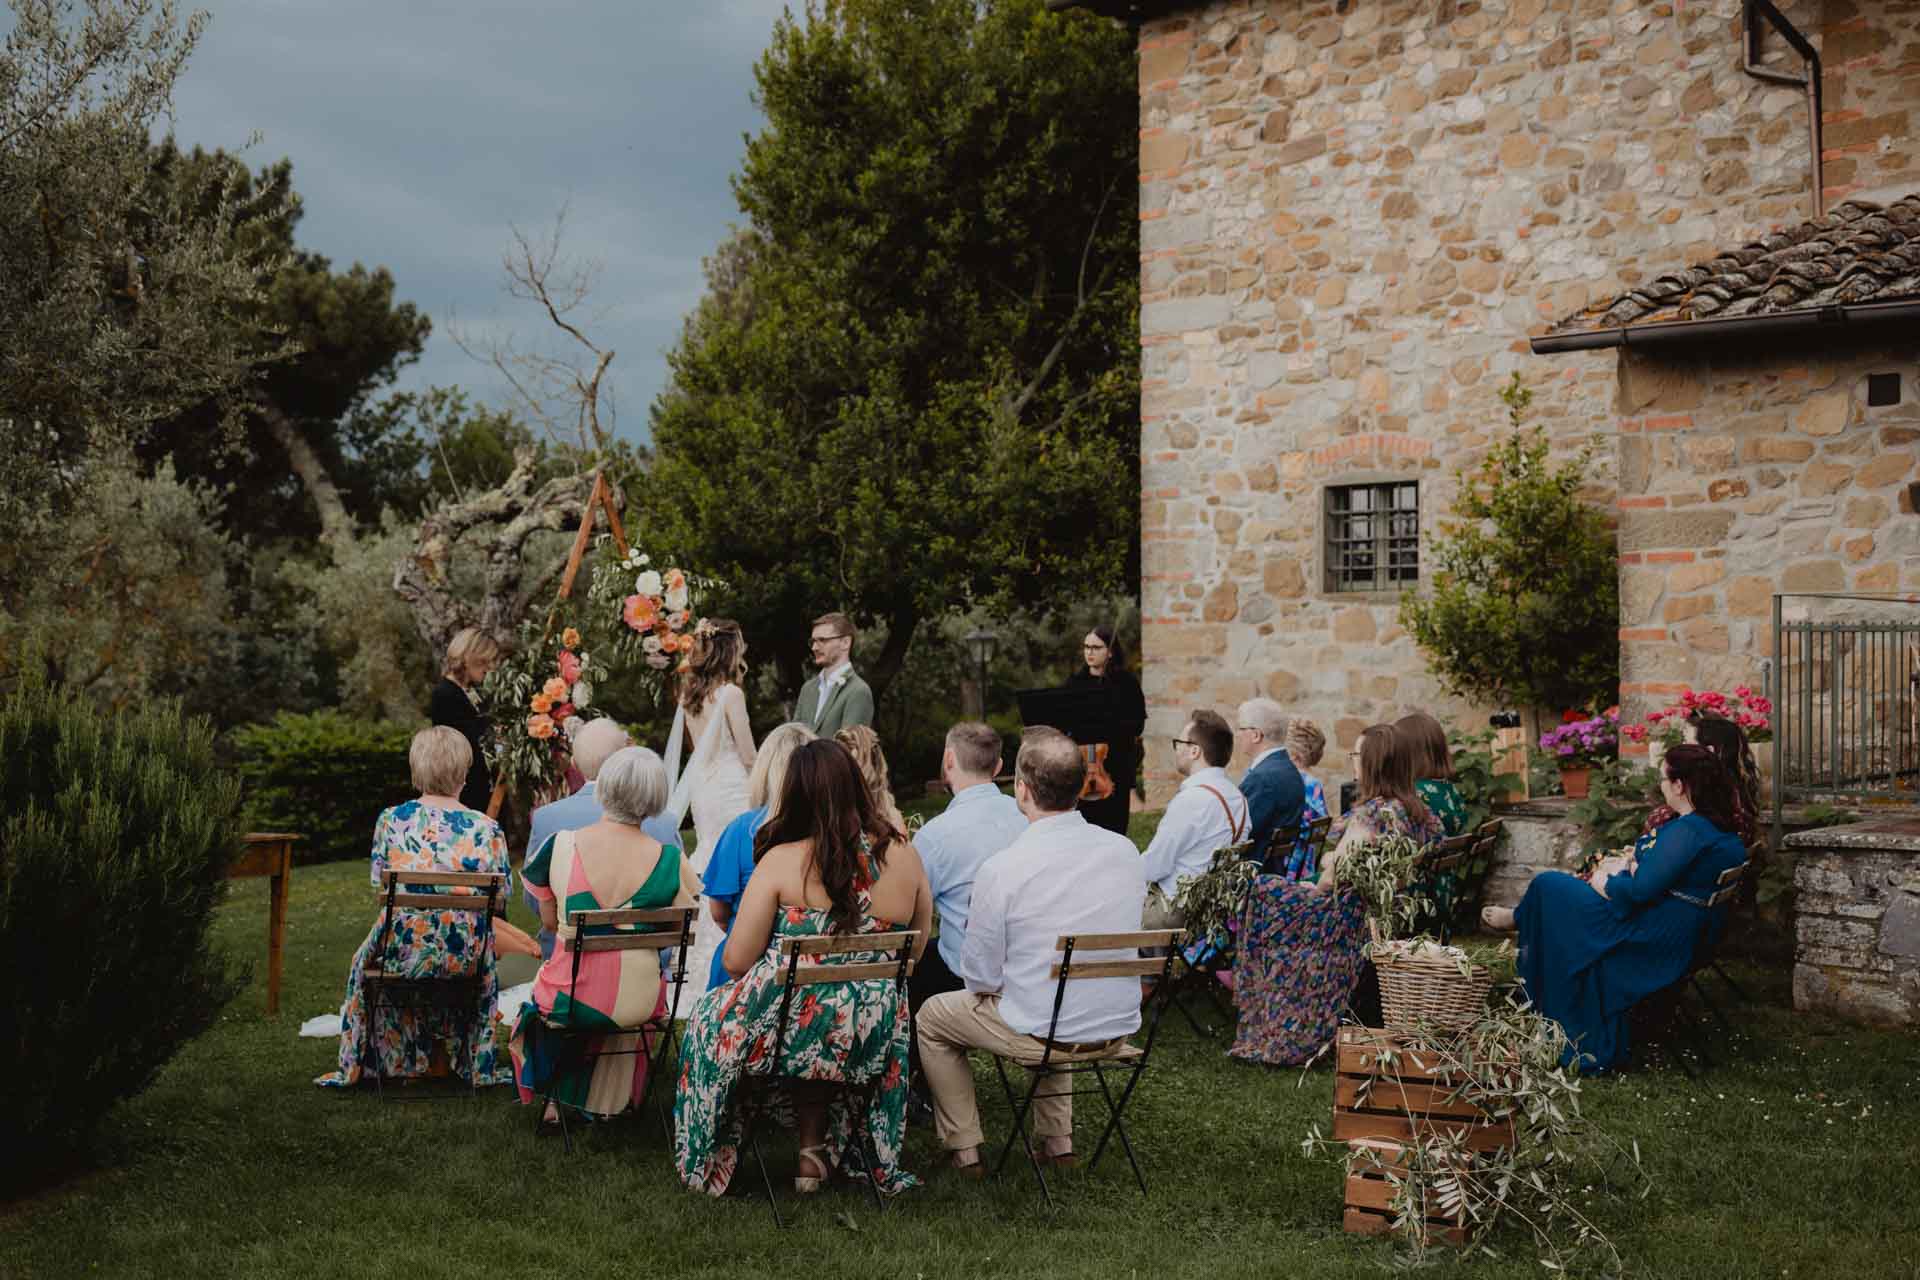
[
  {"x1": 523, "y1": 903, "x2": 698, "y2": 1153},
  {"x1": 1638, "y1": 858, "x2": 1749, "y2": 1077},
  {"x1": 738, "y1": 930, "x2": 919, "y2": 1227},
  {"x1": 361, "y1": 868, "x2": 506, "y2": 1101},
  {"x1": 990, "y1": 928, "x2": 1185, "y2": 1208},
  {"x1": 1263, "y1": 815, "x2": 1333, "y2": 877},
  {"x1": 1411, "y1": 832, "x2": 1477, "y2": 943}
]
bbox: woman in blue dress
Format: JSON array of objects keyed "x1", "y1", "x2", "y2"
[{"x1": 1483, "y1": 743, "x2": 1747, "y2": 1072}]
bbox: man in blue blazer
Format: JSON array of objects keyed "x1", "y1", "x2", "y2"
[
  {"x1": 524, "y1": 718, "x2": 682, "y2": 959},
  {"x1": 1234, "y1": 697, "x2": 1305, "y2": 863}
]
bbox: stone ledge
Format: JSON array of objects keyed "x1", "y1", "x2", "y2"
[{"x1": 1784, "y1": 814, "x2": 1920, "y2": 853}]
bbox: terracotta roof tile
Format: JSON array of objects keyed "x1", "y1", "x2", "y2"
[{"x1": 1546, "y1": 194, "x2": 1920, "y2": 335}]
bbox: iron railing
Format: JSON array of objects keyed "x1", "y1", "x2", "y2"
[{"x1": 1771, "y1": 593, "x2": 1920, "y2": 839}]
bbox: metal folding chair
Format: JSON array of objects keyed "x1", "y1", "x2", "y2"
[
  {"x1": 738, "y1": 930, "x2": 919, "y2": 1227},
  {"x1": 990, "y1": 928, "x2": 1185, "y2": 1208},
  {"x1": 1411, "y1": 832, "x2": 1477, "y2": 943},
  {"x1": 360, "y1": 868, "x2": 506, "y2": 1101},
  {"x1": 1639, "y1": 858, "x2": 1749, "y2": 1077},
  {"x1": 1262, "y1": 815, "x2": 1332, "y2": 877},
  {"x1": 523, "y1": 903, "x2": 698, "y2": 1153},
  {"x1": 1167, "y1": 842, "x2": 1252, "y2": 1037}
]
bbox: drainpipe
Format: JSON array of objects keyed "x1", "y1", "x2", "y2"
[{"x1": 1742, "y1": 0, "x2": 1824, "y2": 219}]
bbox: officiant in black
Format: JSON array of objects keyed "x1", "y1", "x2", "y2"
[{"x1": 1062, "y1": 625, "x2": 1145, "y2": 835}]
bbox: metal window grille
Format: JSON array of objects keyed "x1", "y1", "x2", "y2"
[{"x1": 1324, "y1": 482, "x2": 1418, "y2": 592}]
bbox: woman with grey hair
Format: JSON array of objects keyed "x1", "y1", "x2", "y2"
[
  {"x1": 698, "y1": 721, "x2": 816, "y2": 990},
  {"x1": 509, "y1": 745, "x2": 700, "y2": 1125}
]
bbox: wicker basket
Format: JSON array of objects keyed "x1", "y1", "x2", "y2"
[{"x1": 1370, "y1": 929, "x2": 1492, "y2": 1034}]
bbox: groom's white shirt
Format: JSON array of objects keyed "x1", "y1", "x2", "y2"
[{"x1": 813, "y1": 660, "x2": 853, "y2": 723}]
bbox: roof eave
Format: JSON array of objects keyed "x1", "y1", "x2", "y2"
[{"x1": 1530, "y1": 297, "x2": 1920, "y2": 355}]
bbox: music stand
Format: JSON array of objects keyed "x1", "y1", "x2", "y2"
[{"x1": 1015, "y1": 687, "x2": 1127, "y2": 749}]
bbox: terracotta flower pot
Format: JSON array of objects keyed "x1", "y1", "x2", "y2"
[{"x1": 1559, "y1": 765, "x2": 1592, "y2": 799}]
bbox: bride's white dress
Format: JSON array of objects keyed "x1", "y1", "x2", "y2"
[{"x1": 664, "y1": 684, "x2": 751, "y2": 1001}]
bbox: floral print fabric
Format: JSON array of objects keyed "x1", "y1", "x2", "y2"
[
  {"x1": 672, "y1": 900, "x2": 915, "y2": 1198},
  {"x1": 1230, "y1": 877, "x2": 1368, "y2": 1065},
  {"x1": 315, "y1": 800, "x2": 513, "y2": 1088}
]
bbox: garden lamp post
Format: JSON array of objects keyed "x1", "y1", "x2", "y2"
[{"x1": 963, "y1": 627, "x2": 999, "y2": 721}]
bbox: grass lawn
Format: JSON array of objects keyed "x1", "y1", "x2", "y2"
[{"x1": 5, "y1": 838, "x2": 1919, "y2": 1279}]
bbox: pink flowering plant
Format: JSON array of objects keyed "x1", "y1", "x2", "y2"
[
  {"x1": 1620, "y1": 686, "x2": 1773, "y2": 747},
  {"x1": 1538, "y1": 708, "x2": 1620, "y2": 767}
]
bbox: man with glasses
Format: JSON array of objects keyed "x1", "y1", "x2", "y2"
[
  {"x1": 1139, "y1": 709, "x2": 1248, "y2": 928},
  {"x1": 795, "y1": 611, "x2": 874, "y2": 735},
  {"x1": 1234, "y1": 696, "x2": 1306, "y2": 864}
]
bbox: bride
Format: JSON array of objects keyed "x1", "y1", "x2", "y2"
[{"x1": 663, "y1": 618, "x2": 757, "y2": 998}]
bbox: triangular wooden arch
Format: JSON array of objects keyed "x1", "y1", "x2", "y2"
[{"x1": 488, "y1": 470, "x2": 631, "y2": 819}]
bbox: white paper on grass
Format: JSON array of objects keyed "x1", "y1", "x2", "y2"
[{"x1": 298, "y1": 1012, "x2": 343, "y2": 1038}]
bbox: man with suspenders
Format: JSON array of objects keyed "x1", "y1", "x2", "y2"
[{"x1": 1140, "y1": 708, "x2": 1249, "y2": 929}]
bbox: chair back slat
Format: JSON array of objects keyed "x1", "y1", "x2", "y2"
[
  {"x1": 380, "y1": 870, "x2": 502, "y2": 889},
  {"x1": 1716, "y1": 860, "x2": 1748, "y2": 888},
  {"x1": 1049, "y1": 957, "x2": 1165, "y2": 980},
  {"x1": 780, "y1": 930, "x2": 920, "y2": 957},
  {"x1": 577, "y1": 905, "x2": 699, "y2": 928},
  {"x1": 578, "y1": 933, "x2": 685, "y2": 953},
  {"x1": 386, "y1": 891, "x2": 496, "y2": 913},
  {"x1": 1055, "y1": 930, "x2": 1174, "y2": 951},
  {"x1": 777, "y1": 958, "x2": 918, "y2": 986}
]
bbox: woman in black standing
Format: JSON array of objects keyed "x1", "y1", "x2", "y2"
[
  {"x1": 429, "y1": 627, "x2": 502, "y2": 814},
  {"x1": 1065, "y1": 625, "x2": 1145, "y2": 835}
]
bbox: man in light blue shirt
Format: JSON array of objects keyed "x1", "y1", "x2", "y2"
[
  {"x1": 908, "y1": 723, "x2": 1026, "y2": 1072},
  {"x1": 524, "y1": 719, "x2": 681, "y2": 959}
]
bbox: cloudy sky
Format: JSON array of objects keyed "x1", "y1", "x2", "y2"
[{"x1": 167, "y1": 1, "x2": 791, "y2": 443}]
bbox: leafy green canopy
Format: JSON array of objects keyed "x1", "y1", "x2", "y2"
[
  {"x1": 1399, "y1": 375, "x2": 1620, "y2": 716},
  {"x1": 645, "y1": 0, "x2": 1141, "y2": 696}
]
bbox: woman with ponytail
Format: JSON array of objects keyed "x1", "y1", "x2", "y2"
[{"x1": 673, "y1": 740, "x2": 931, "y2": 1199}]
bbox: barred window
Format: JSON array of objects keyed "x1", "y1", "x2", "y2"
[{"x1": 1324, "y1": 482, "x2": 1418, "y2": 592}]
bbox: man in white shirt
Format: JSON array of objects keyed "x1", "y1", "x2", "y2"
[
  {"x1": 1139, "y1": 708, "x2": 1248, "y2": 929},
  {"x1": 916, "y1": 726, "x2": 1147, "y2": 1174}
]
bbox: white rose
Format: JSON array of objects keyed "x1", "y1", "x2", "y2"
[
  {"x1": 635, "y1": 569, "x2": 664, "y2": 597},
  {"x1": 638, "y1": 553, "x2": 651, "y2": 565},
  {"x1": 571, "y1": 680, "x2": 593, "y2": 709},
  {"x1": 641, "y1": 634, "x2": 662, "y2": 654},
  {"x1": 664, "y1": 583, "x2": 689, "y2": 612}
]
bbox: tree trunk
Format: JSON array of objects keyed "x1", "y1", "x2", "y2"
[
  {"x1": 867, "y1": 607, "x2": 918, "y2": 707},
  {"x1": 260, "y1": 404, "x2": 353, "y2": 551}
]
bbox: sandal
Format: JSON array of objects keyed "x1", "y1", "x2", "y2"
[{"x1": 795, "y1": 1144, "x2": 830, "y2": 1194}]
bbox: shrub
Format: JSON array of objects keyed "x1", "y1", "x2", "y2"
[
  {"x1": 230, "y1": 710, "x2": 422, "y2": 864},
  {"x1": 0, "y1": 677, "x2": 243, "y2": 1176}
]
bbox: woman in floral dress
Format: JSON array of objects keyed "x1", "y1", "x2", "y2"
[
  {"x1": 317, "y1": 727, "x2": 530, "y2": 1088},
  {"x1": 674, "y1": 739, "x2": 931, "y2": 1198}
]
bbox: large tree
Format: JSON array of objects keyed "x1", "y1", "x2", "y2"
[{"x1": 645, "y1": 0, "x2": 1141, "y2": 699}]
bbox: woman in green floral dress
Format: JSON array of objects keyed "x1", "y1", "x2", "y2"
[
  {"x1": 1397, "y1": 712, "x2": 1467, "y2": 837},
  {"x1": 673, "y1": 739, "x2": 931, "y2": 1198}
]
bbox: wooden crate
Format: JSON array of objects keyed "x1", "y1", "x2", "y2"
[{"x1": 1335, "y1": 1027, "x2": 1514, "y2": 1245}]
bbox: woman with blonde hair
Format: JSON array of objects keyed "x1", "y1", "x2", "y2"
[
  {"x1": 430, "y1": 627, "x2": 503, "y2": 812},
  {"x1": 1277, "y1": 717, "x2": 1330, "y2": 880},
  {"x1": 661, "y1": 618, "x2": 758, "y2": 998},
  {"x1": 834, "y1": 723, "x2": 908, "y2": 836},
  {"x1": 697, "y1": 721, "x2": 815, "y2": 990}
]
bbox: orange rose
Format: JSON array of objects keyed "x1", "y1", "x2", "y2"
[
  {"x1": 562, "y1": 627, "x2": 581, "y2": 648},
  {"x1": 530, "y1": 692, "x2": 554, "y2": 714},
  {"x1": 542, "y1": 676, "x2": 569, "y2": 700},
  {"x1": 526, "y1": 713, "x2": 556, "y2": 740}
]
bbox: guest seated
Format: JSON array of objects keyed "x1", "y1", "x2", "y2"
[
  {"x1": 315, "y1": 727, "x2": 532, "y2": 1088},
  {"x1": 673, "y1": 740, "x2": 931, "y2": 1198},
  {"x1": 909, "y1": 723, "x2": 1028, "y2": 1058},
  {"x1": 525, "y1": 718, "x2": 683, "y2": 960},
  {"x1": 917, "y1": 727, "x2": 1148, "y2": 1175},
  {"x1": 1229, "y1": 869, "x2": 1368, "y2": 1066},
  {"x1": 1275, "y1": 717, "x2": 1330, "y2": 881},
  {"x1": 1306, "y1": 723, "x2": 1445, "y2": 894},
  {"x1": 699, "y1": 721, "x2": 816, "y2": 991},
  {"x1": 1484, "y1": 744, "x2": 1747, "y2": 1072},
  {"x1": 1643, "y1": 716, "x2": 1759, "y2": 845},
  {"x1": 1234, "y1": 697, "x2": 1306, "y2": 864},
  {"x1": 1140, "y1": 708, "x2": 1248, "y2": 928},
  {"x1": 1396, "y1": 712, "x2": 1467, "y2": 837},
  {"x1": 835, "y1": 723, "x2": 909, "y2": 836}
]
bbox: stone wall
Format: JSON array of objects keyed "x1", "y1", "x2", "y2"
[
  {"x1": 1788, "y1": 815, "x2": 1920, "y2": 1026},
  {"x1": 1614, "y1": 339, "x2": 1920, "y2": 732},
  {"x1": 1135, "y1": 0, "x2": 1915, "y2": 800}
]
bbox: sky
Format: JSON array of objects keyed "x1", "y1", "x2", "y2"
[{"x1": 166, "y1": 1, "x2": 791, "y2": 443}]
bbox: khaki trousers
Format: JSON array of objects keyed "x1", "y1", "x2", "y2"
[{"x1": 917, "y1": 991, "x2": 1121, "y2": 1150}]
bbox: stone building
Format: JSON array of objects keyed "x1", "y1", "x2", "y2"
[{"x1": 1056, "y1": 0, "x2": 1920, "y2": 799}]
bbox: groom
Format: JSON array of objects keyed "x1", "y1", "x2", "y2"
[{"x1": 795, "y1": 611, "x2": 874, "y2": 736}]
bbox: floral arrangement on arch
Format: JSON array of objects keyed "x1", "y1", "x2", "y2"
[
  {"x1": 587, "y1": 543, "x2": 714, "y2": 678},
  {"x1": 1620, "y1": 685, "x2": 1773, "y2": 747},
  {"x1": 1538, "y1": 708, "x2": 1620, "y2": 767},
  {"x1": 480, "y1": 620, "x2": 606, "y2": 804}
]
